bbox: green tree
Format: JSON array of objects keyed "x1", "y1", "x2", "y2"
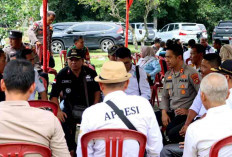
[{"x1": 0, "y1": 0, "x2": 41, "y2": 37}]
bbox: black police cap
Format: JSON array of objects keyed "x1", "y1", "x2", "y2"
[
  {"x1": 67, "y1": 48, "x2": 85, "y2": 59},
  {"x1": 9, "y1": 30, "x2": 23, "y2": 39}
]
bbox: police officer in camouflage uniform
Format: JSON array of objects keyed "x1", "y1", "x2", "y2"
[
  {"x1": 157, "y1": 44, "x2": 201, "y2": 143},
  {"x1": 28, "y1": 11, "x2": 55, "y2": 68}
]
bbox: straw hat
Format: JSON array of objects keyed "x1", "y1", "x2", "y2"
[{"x1": 95, "y1": 61, "x2": 132, "y2": 83}]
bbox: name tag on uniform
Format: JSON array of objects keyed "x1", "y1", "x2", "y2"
[{"x1": 62, "y1": 80, "x2": 72, "y2": 83}]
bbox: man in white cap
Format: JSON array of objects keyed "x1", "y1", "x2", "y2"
[{"x1": 76, "y1": 61, "x2": 163, "y2": 157}]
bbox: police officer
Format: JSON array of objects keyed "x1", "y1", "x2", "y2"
[
  {"x1": 76, "y1": 61, "x2": 163, "y2": 156},
  {"x1": 28, "y1": 11, "x2": 55, "y2": 68},
  {"x1": 67, "y1": 36, "x2": 90, "y2": 63},
  {"x1": 3, "y1": 31, "x2": 29, "y2": 61},
  {"x1": 50, "y1": 48, "x2": 101, "y2": 155},
  {"x1": 159, "y1": 43, "x2": 201, "y2": 143}
]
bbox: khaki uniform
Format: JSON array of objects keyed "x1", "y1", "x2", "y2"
[
  {"x1": 160, "y1": 64, "x2": 201, "y2": 111},
  {"x1": 28, "y1": 20, "x2": 53, "y2": 53},
  {"x1": 0, "y1": 101, "x2": 70, "y2": 157},
  {"x1": 3, "y1": 43, "x2": 41, "y2": 71}
]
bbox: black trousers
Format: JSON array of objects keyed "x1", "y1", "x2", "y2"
[
  {"x1": 160, "y1": 144, "x2": 183, "y2": 157},
  {"x1": 62, "y1": 107, "x2": 82, "y2": 154},
  {"x1": 155, "y1": 111, "x2": 186, "y2": 143}
]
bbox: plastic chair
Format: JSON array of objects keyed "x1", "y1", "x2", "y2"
[
  {"x1": 158, "y1": 56, "x2": 169, "y2": 78},
  {"x1": 60, "y1": 50, "x2": 67, "y2": 68},
  {"x1": 150, "y1": 73, "x2": 163, "y2": 107},
  {"x1": 28, "y1": 100, "x2": 58, "y2": 116},
  {"x1": 81, "y1": 128, "x2": 147, "y2": 157},
  {"x1": 209, "y1": 135, "x2": 232, "y2": 157},
  {"x1": 0, "y1": 143, "x2": 51, "y2": 157}
]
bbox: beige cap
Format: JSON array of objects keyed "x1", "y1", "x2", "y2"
[{"x1": 95, "y1": 61, "x2": 132, "y2": 83}]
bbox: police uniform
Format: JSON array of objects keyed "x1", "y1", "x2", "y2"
[
  {"x1": 160, "y1": 64, "x2": 200, "y2": 111},
  {"x1": 159, "y1": 63, "x2": 200, "y2": 143},
  {"x1": 3, "y1": 31, "x2": 41, "y2": 71},
  {"x1": 50, "y1": 48, "x2": 100, "y2": 151},
  {"x1": 28, "y1": 20, "x2": 53, "y2": 53},
  {"x1": 76, "y1": 61, "x2": 163, "y2": 157},
  {"x1": 67, "y1": 45, "x2": 90, "y2": 62}
]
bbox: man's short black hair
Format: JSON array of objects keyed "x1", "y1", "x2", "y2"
[
  {"x1": 188, "y1": 39, "x2": 196, "y2": 48},
  {"x1": 203, "y1": 53, "x2": 221, "y2": 67},
  {"x1": 3, "y1": 59, "x2": 35, "y2": 93},
  {"x1": 17, "y1": 49, "x2": 33, "y2": 59},
  {"x1": 154, "y1": 38, "x2": 161, "y2": 44},
  {"x1": 214, "y1": 39, "x2": 222, "y2": 46},
  {"x1": 166, "y1": 43, "x2": 183, "y2": 58},
  {"x1": 192, "y1": 44, "x2": 206, "y2": 55},
  {"x1": 73, "y1": 36, "x2": 83, "y2": 43},
  {"x1": 115, "y1": 47, "x2": 131, "y2": 59}
]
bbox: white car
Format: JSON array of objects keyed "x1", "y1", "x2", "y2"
[
  {"x1": 122, "y1": 23, "x2": 157, "y2": 43},
  {"x1": 196, "y1": 23, "x2": 208, "y2": 39},
  {"x1": 156, "y1": 23, "x2": 201, "y2": 43}
]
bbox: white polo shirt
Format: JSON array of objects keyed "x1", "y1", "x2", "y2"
[{"x1": 76, "y1": 91, "x2": 163, "y2": 157}]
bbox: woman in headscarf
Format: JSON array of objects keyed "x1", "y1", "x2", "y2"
[{"x1": 137, "y1": 46, "x2": 161, "y2": 86}]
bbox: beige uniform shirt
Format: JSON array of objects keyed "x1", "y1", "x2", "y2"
[
  {"x1": 160, "y1": 64, "x2": 200, "y2": 111},
  {"x1": 0, "y1": 101, "x2": 70, "y2": 157},
  {"x1": 28, "y1": 20, "x2": 53, "y2": 52},
  {"x1": 3, "y1": 43, "x2": 41, "y2": 71}
]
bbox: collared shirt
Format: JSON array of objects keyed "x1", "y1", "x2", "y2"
[
  {"x1": 189, "y1": 89, "x2": 206, "y2": 117},
  {"x1": 3, "y1": 43, "x2": 41, "y2": 71},
  {"x1": 28, "y1": 70, "x2": 45, "y2": 100},
  {"x1": 125, "y1": 64, "x2": 151, "y2": 100},
  {"x1": 0, "y1": 101, "x2": 70, "y2": 157},
  {"x1": 160, "y1": 63, "x2": 200, "y2": 111},
  {"x1": 50, "y1": 66, "x2": 100, "y2": 111},
  {"x1": 183, "y1": 104, "x2": 232, "y2": 157},
  {"x1": 28, "y1": 20, "x2": 53, "y2": 52},
  {"x1": 76, "y1": 91, "x2": 163, "y2": 157}
]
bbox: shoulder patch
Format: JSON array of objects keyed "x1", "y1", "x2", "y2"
[{"x1": 191, "y1": 73, "x2": 200, "y2": 84}]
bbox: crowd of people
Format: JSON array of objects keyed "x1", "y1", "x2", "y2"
[{"x1": 0, "y1": 10, "x2": 232, "y2": 157}]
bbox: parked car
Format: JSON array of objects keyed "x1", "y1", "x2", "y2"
[
  {"x1": 196, "y1": 23, "x2": 208, "y2": 39},
  {"x1": 125, "y1": 23, "x2": 156, "y2": 43},
  {"x1": 212, "y1": 21, "x2": 232, "y2": 43},
  {"x1": 156, "y1": 23, "x2": 201, "y2": 43},
  {"x1": 53, "y1": 22, "x2": 78, "y2": 32},
  {"x1": 51, "y1": 21, "x2": 124, "y2": 53}
]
